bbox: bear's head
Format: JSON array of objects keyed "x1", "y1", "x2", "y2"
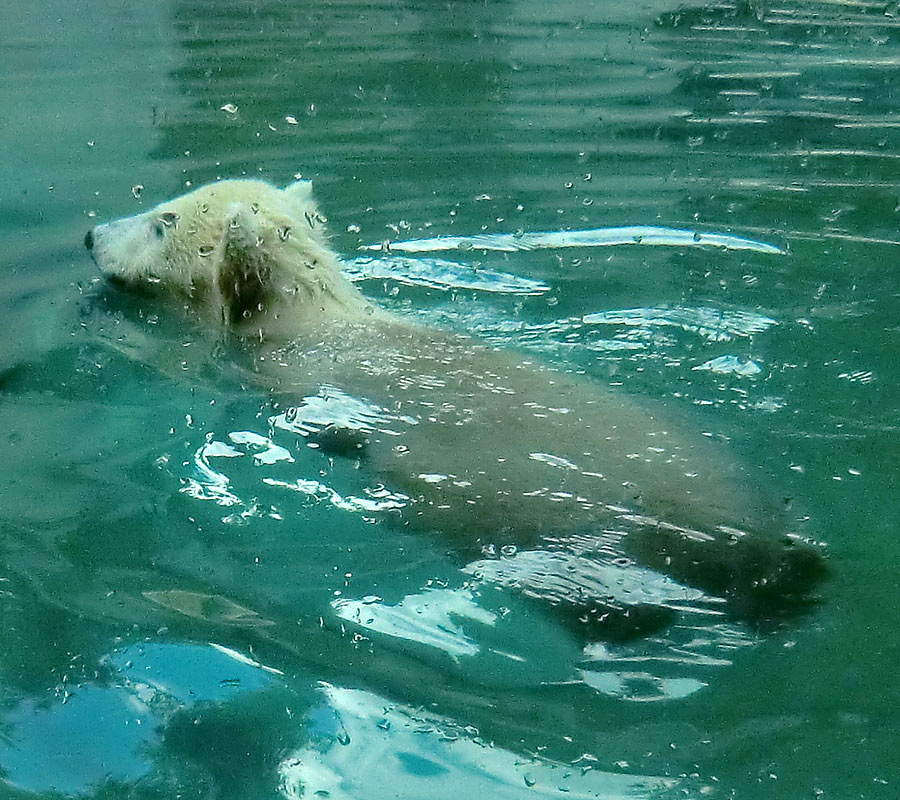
[{"x1": 86, "y1": 179, "x2": 368, "y2": 335}]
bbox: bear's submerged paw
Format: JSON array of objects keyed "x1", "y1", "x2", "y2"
[{"x1": 625, "y1": 523, "x2": 828, "y2": 628}]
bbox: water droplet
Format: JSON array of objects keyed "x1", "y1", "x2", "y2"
[
  {"x1": 220, "y1": 103, "x2": 238, "y2": 114},
  {"x1": 250, "y1": 202, "x2": 260, "y2": 214},
  {"x1": 131, "y1": 185, "x2": 144, "y2": 199},
  {"x1": 336, "y1": 730, "x2": 350, "y2": 745},
  {"x1": 524, "y1": 774, "x2": 537, "y2": 788},
  {"x1": 285, "y1": 115, "x2": 298, "y2": 125},
  {"x1": 277, "y1": 226, "x2": 291, "y2": 241},
  {"x1": 305, "y1": 211, "x2": 316, "y2": 228},
  {"x1": 200, "y1": 203, "x2": 209, "y2": 214},
  {"x1": 346, "y1": 223, "x2": 361, "y2": 233},
  {"x1": 198, "y1": 244, "x2": 215, "y2": 257},
  {"x1": 159, "y1": 211, "x2": 178, "y2": 228},
  {"x1": 500, "y1": 544, "x2": 517, "y2": 557}
]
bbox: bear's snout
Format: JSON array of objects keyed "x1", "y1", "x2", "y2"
[{"x1": 84, "y1": 229, "x2": 94, "y2": 251}]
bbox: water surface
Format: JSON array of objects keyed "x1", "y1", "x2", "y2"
[{"x1": 2, "y1": 1, "x2": 899, "y2": 798}]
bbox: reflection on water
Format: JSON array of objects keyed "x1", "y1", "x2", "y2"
[
  {"x1": 279, "y1": 684, "x2": 681, "y2": 800},
  {"x1": 0, "y1": 642, "x2": 280, "y2": 796},
  {"x1": 333, "y1": 588, "x2": 496, "y2": 659},
  {"x1": 362, "y1": 225, "x2": 784, "y2": 254},
  {"x1": 345, "y1": 255, "x2": 550, "y2": 295},
  {"x1": 0, "y1": 688, "x2": 157, "y2": 796}
]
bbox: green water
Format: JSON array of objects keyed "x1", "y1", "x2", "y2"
[{"x1": 2, "y1": 0, "x2": 899, "y2": 797}]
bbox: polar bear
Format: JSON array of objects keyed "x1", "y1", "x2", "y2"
[
  {"x1": 86, "y1": 178, "x2": 826, "y2": 635},
  {"x1": 85, "y1": 179, "x2": 376, "y2": 339}
]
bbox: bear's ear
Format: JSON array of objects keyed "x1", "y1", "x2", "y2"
[
  {"x1": 283, "y1": 179, "x2": 314, "y2": 203},
  {"x1": 218, "y1": 203, "x2": 275, "y2": 324}
]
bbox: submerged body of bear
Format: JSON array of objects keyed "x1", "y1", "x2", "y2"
[{"x1": 86, "y1": 178, "x2": 825, "y2": 637}]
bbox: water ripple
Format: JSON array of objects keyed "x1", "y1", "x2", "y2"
[{"x1": 582, "y1": 306, "x2": 777, "y2": 342}]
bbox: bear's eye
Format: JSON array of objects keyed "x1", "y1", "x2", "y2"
[{"x1": 154, "y1": 211, "x2": 179, "y2": 238}]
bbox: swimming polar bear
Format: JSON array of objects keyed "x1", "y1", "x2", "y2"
[{"x1": 85, "y1": 178, "x2": 826, "y2": 637}]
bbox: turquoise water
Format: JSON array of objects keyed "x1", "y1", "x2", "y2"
[{"x1": 2, "y1": 0, "x2": 900, "y2": 797}]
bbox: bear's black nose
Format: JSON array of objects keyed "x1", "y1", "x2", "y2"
[{"x1": 84, "y1": 230, "x2": 94, "y2": 250}]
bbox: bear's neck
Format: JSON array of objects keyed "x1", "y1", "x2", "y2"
[{"x1": 227, "y1": 268, "x2": 387, "y2": 344}]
